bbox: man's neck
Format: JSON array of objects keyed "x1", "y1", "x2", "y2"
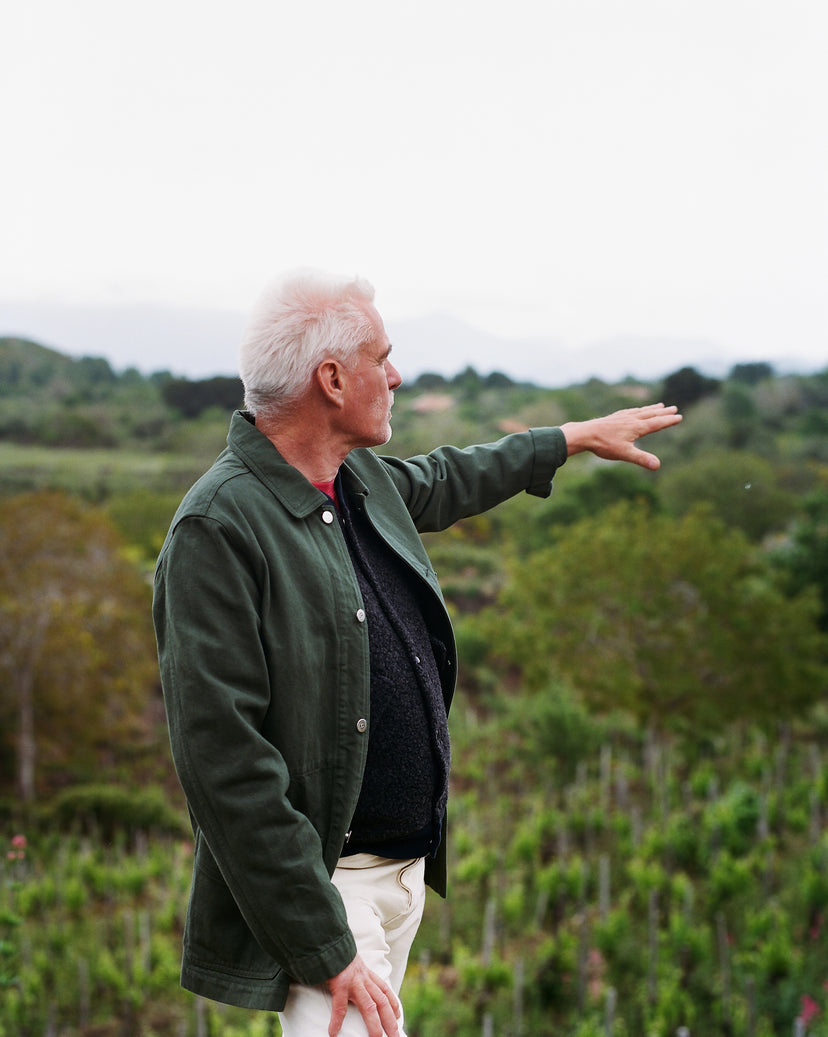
[{"x1": 255, "y1": 411, "x2": 347, "y2": 485}]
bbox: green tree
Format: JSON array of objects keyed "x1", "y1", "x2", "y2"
[
  {"x1": 0, "y1": 493, "x2": 160, "y2": 804},
  {"x1": 657, "y1": 451, "x2": 794, "y2": 540},
  {"x1": 661, "y1": 366, "x2": 720, "y2": 411},
  {"x1": 74, "y1": 355, "x2": 117, "y2": 391},
  {"x1": 480, "y1": 501, "x2": 827, "y2": 733},
  {"x1": 161, "y1": 375, "x2": 243, "y2": 418},
  {"x1": 452, "y1": 366, "x2": 483, "y2": 402},
  {"x1": 721, "y1": 382, "x2": 759, "y2": 449},
  {"x1": 412, "y1": 371, "x2": 448, "y2": 390},
  {"x1": 729, "y1": 362, "x2": 774, "y2": 385},
  {"x1": 772, "y1": 489, "x2": 828, "y2": 631}
]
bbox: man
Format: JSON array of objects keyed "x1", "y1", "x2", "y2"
[{"x1": 153, "y1": 270, "x2": 681, "y2": 1037}]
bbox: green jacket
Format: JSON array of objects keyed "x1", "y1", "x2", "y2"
[{"x1": 153, "y1": 410, "x2": 567, "y2": 1011}]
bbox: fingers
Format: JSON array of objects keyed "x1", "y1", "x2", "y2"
[
  {"x1": 351, "y1": 977, "x2": 401, "y2": 1037},
  {"x1": 328, "y1": 987, "x2": 348, "y2": 1037},
  {"x1": 633, "y1": 402, "x2": 679, "y2": 415},
  {"x1": 634, "y1": 408, "x2": 683, "y2": 462},
  {"x1": 327, "y1": 957, "x2": 401, "y2": 1037},
  {"x1": 644, "y1": 404, "x2": 682, "y2": 427},
  {"x1": 631, "y1": 405, "x2": 680, "y2": 466},
  {"x1": 631, "y1": 448, "x2": 661, "y2": 471},
  {"x1": 627, "y1": 404, "x2": 681, "y2": 433},
  {"x1": 639, "y1": 402, "x2": 678, "y2": 413},
  {"x1": 328, "y1": 990, "x2": 399, "y2": 1037}
]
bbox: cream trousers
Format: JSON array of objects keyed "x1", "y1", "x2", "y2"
[{"x1": 278, "y1": 854, "x2": 426, "y2": 1037}]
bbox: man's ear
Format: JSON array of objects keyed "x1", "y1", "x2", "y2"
[{"x1": 315, "y1": 359, "x2": 346, "y2": 407}]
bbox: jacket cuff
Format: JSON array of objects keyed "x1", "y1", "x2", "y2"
[
  {"x1": 287, "y1": 927, "x2": 357, "y2": 986},
  {"x1": 527, "y1": 427, "x2": 568, "y2": 498}
]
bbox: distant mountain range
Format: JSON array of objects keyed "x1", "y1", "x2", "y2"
[{"x1": 0, "y1": 299, "x2": 821, "y2": 387}]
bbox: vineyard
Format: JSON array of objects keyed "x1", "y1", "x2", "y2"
[
  {"x1": 3, "y1": 345, "x2": 828, "y2": 1035},
  {"x1": 4, "y1": 707, "x2": 828, "y2": 1036}
]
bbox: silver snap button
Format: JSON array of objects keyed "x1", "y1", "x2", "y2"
[
  {"x1": 322, "y1": 510, "x2": 334, "y2": 524},
  {"x1": 356, "y1": 608, "x2": 366, "y2": 623},
  {"x1": 356, "y1": 718, "x2": 368, "y2": 733}
]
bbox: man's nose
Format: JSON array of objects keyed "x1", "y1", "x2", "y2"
[{"x1": 386, "y1": 362, "x2": 402, "y2": 389}]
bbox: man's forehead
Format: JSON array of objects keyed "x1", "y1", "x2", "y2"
[
  {"x1": 367, "y1": 310, "x2": 391, "y2": 349},
  {"x1": 366, "y1": 302, "x2": 387, "y2": 333}
]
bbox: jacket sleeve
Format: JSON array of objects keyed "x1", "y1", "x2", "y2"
[
  {"x1": 379, "y1": 427, "x2": 568, "y2": 533},
  {"x1": 153, "y1": 514, "x2": 356, "y2": 985}
]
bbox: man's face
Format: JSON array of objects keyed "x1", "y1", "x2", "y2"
[{"x1": 340, "y1": 307, "x2": 402, "y2": 449}]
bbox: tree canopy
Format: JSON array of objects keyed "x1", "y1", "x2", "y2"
[
  {"x1": 477, "y1": 501, "x2": 828, "y2": 734},
  {"x1": 0, "y1": 492, "x2": 161, "y2": 803}
]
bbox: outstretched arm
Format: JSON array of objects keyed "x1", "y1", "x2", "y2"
[{"x1": 561, "y1": 403, "x2": 682, "y2": 471}]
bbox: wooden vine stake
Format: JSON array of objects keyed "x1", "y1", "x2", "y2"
[
  {"x1": 512, "y1": 956, "x2": 525, "y2": 1037},
  {"x1": 605, "y1": 986, "x2": 617, "y2": 1037},
  {"x1": 745, "y1": 976, "x2": 757, "y2": 1037},
  {"x1": 599, "y1": 854, "x2": 611, "y2": 921},
  {"x1": 77, "y1": 958, "x2": 90, "y2": 1030},
  {"x1": 600, "y1": 742, "x2": 612, "y2": 813},
  {"x1": 481, "y1": 896, "x2": 497, "y2": 966},
  {"x1": 716, "y1": 912, "x2": 732, "y2": 1031},
  {"x1": 647, "y1": 889, "x2": 658, "y2": 1006}
]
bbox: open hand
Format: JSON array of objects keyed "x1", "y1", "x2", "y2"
[{"x1": 561, "y1": 403, "x2": 682, "y2": 471}]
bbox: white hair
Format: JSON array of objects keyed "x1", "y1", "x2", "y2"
[{"x1": 239, "y1": 270, "x2": 378, "y2": 416}]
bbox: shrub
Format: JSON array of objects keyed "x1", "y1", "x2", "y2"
[
  {"x1": 503, "y1": 682, "x2": 603, "y2": 782},
  {"x1": 703, "y1": 781, "x2": 762, "y2": 857},
  {"x1": 40, "y1": 785, "x2": 188, "y2": 840}
]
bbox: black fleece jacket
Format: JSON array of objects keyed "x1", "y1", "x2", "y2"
[{"x1": 336, "y1": 481, "x2": 450, "y2": 858}]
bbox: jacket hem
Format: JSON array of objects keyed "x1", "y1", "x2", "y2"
[{"x1": 181, "y1": 964, "x2": 291, "y2": 1013}]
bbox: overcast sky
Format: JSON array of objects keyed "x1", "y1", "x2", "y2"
[{"x1": 2, "y1": 0, "x2": 826, "y2": 380}]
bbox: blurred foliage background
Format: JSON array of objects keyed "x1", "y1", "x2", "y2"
[{"x1": 2, "y1": 337, "x2": 828, "y2": 1035}]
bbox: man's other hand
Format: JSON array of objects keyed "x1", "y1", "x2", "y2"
[{"x1": 326, "y1": 953, "x2": 402, "y2": 1037}]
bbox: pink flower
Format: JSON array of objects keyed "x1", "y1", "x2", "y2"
[
  {"x1": 10, "y1": 834, "x2": 26, "y2": 849},
  {"x1": 800, "y1": 994, "x2": 820, "y2": 1026}
]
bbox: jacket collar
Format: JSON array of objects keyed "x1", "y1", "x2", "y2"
[{"x1": 227, "y1": 411, "x2": 369, "y2": 518}]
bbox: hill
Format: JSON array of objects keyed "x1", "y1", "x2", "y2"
[
  {"x1": 0, "y1": 337, "x2": 108, "y2": 394},
  {"x1": 2, "y1": 300, "x2": 821, "y2": 386},
  {"x1": 2, "y1": 334, "x2": 827, "y2": 480}
]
